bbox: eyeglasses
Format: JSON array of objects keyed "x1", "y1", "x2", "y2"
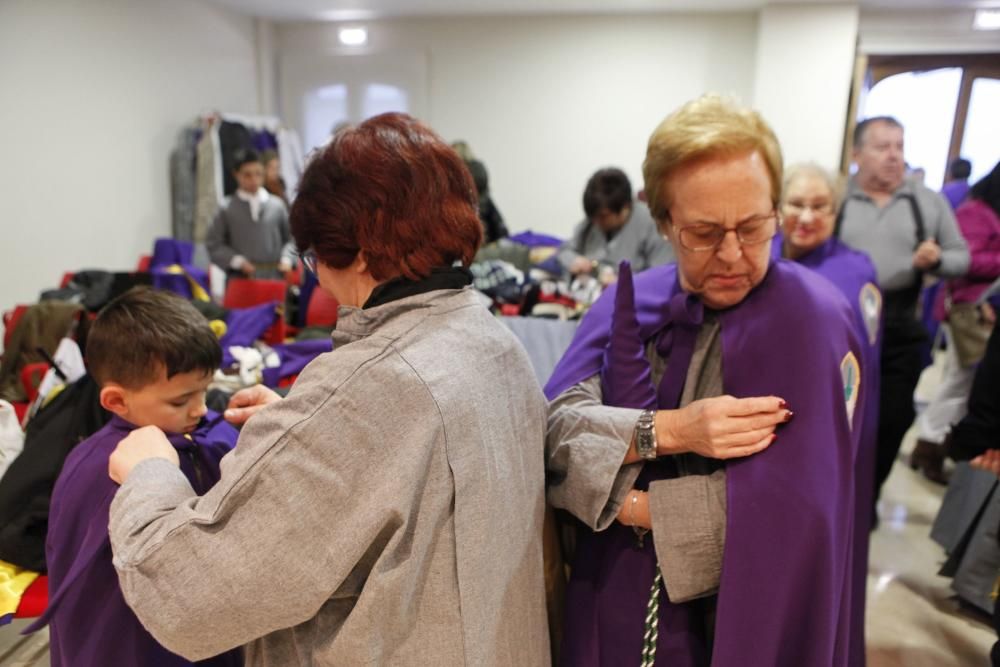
[
  {"x1": 674, "y1": 212, "x2": 780, "y2": 252},
  {"x1": 298, "y1": 249, "x2": 318, "y2": 275},
  {"x1": 782, "y1": 201, "x2": 833, "y2": 215}
]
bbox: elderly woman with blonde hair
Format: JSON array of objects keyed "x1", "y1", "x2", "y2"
[{"x1": 546, "y1": 96, "x2": 867, "y2": 666}]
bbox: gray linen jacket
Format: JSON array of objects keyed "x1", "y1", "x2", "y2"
[{"x1": 109, "y1": 288, "x2": 551, "y2": 666}]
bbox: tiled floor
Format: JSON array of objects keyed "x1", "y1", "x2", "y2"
[
  {"x1": 2, "y1": 356, "x2": 996, "y2": 665},
  {"x1": 867, "y1": 438, "x2": 995, "y2": 666}
]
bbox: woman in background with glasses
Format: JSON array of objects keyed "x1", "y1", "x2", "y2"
[{"x1": 545, "y1": 96, "x2": 867, "y2": 666}]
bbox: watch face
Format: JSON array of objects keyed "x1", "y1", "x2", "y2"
[{"x1": 638, "y1": 428, "x2": 656, "y2": 458}]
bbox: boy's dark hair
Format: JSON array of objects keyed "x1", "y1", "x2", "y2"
[
  {"x1": 86, "y1": 287, "x2": 221, "y2": 389},
  {"x1": 583, "y1": 168, "x2": 633, "y2": 218},
  {"x1": 950, "y1": 157, "x2": 972, "y2": 180},
  {"x1": 232, "y1": 147, "x2": 262, "y2": 172}
]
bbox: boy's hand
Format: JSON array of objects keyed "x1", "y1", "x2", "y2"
[
  {"x1": 224, "y1": 384, "x2": 282, "y2": 426},
  {"x1": 109, "y1": 426, "x2": 179, "y2": 485}
]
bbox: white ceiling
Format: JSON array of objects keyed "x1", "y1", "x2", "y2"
[{"x1": 206, "y1": 0, "x2": 994, "y2": 22}]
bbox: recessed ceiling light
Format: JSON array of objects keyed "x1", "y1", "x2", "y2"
[
  {"x1": 338, "y1": 26, "x2": 368, "y2": 46},
  {"x1": 974, "y1": 9, "x2": 1000, "y2": 30}
]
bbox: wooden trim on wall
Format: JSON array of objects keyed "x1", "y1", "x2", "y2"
[
  {"x1": 947, "y1": 70, "x2": 976, "y2": 170},
  {"x1": 841, "y1": 52, "x2": 868, "y2": 177},
  {"x1": 868, "y1": 53, "x2": 1000, "y2": 84}
]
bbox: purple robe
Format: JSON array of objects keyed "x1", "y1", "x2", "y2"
[
  {"x1": 261, "y1": 338, "x2": 334, "y2": 387},
  {"x1": 941, "y1": 180, "x2": 969, "y2": 211},
  {"x1": 508, "y1": 230, "x2": 565, "y2": 247},
  {"x1": 25, "y1": 413, "x2": 242, "y2": 667},
  {"x1": 546, "y1": 259, "x2": 866, "y2": 666},
  {"x1": 149, "y1": 238, "x2": 211, "y2": 301},
  {"x1": 219, "y1": 302, "x2": 280, "y2": 368},
  {"x1": 793, "y1": 238, "x2": 881, "y2": 667}
]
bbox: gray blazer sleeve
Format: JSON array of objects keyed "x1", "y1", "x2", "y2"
[
  {"x1": 546, "y1": 375, "x2": 642, "y2": 530},
  {"x1": 927, "y1": 191, "x2": 971, "y2": 279},
  {"x1": 647, "y1": 469, "x2": 726, "y2": 602},
  {"x1": 205, "y1": 208, "x2": 235, "y2": 269}
]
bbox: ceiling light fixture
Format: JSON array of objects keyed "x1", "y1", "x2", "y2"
[
  {"x1": 974, "y1": 9, "x2": 1000, "y2": 30},
  {"x1": 338, "y1": 26, "x2": 368, "y2": 46}
]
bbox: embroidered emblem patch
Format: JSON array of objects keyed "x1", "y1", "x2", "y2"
[
  {"x1": 859, "y1": 283, "x2": 881, "y2": 347},
  {"x1": 841, "y1": 351, "x2": 861, "y2": 429}
]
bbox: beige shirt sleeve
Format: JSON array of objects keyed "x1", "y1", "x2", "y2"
[
  {"x1": 546, "y1": 374, "x2": 642, "y2": 531},
  {"x1": 648, "y1": 469, "x2": 726, "y2": 602}
]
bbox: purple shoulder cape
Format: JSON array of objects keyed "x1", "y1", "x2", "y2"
[
  {"x1": 796, "y1": 237, "x2": 881, "y2": 667},
  {"x1": 547, "y1": 259, "x2": 866, "y2": 666},
  {"x1": 25, "y1": 413, "x2": 241, "y2": 667},
  {"x1": 149, "y1": 238, "x2": 210, "y2": 301}
]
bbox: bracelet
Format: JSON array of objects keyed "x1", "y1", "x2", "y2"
[{"x1": 628, "y1": 491, "x2": 639, "y2": 527}]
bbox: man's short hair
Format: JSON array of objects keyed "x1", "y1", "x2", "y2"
[
  {"x1": 642, "y1": 94, "x2": 783, "y2": 222},
  {"x1": 87, "y1": 287, "x2": 221, "y2": 389},
  {"x1": 853, "y1": 116, "x2": 903, "y2": 149},
  {"x1": 232, "y1": 148, "x2": 262, "y2": 172},
  {"x1": 583, "y1": 168, "x2": 633, "y2": 218},
  {"x1": 949, "y1": 157, "x2": 972, "y2": 180}
]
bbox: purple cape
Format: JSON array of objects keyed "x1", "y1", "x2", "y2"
[
  {"x1": 25, "y1": 413, "x2": 242, "y2": 667},
  {"x1": 149, "y1": 238, "x2": 210, "y2": 301},
  {"x1": 794, "y1": 238, "x2": 881, "y2": 667},
  {"x1": 546, "y1": 259, "x2": 866, "y2": 666},
  {"x1": 261, "y1": 338, "x2": 334, "y2": 387}
]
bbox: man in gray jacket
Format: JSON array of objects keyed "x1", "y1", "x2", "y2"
[{"x1": 837, "y1": 116, "x2": 970, "y2": 517}]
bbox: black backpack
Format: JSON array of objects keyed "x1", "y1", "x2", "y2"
[{"x1": 0, "y1": 373, "x2": 110, "y2": 571}]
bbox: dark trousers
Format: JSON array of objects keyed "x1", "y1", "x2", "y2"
[
  {"x1": 873, "y1": 315, "x2": 928, "y2": 506},
  {"x1": 993, "y1": 595, "x2": 1000, "y2": 667}
]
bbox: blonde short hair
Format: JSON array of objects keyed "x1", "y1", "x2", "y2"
[
  {"x1": 642, "y1": 95, "x2": 783, "y2": 222},
  {"x1": 782, "y1": 162, "x2": 843, "y2": 211}
]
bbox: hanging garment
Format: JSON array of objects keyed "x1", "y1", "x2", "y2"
[
  {"x1": 277, "y1": 127, "x2": 305, "y2": 200},
  {"x1": 218, "y1": 121, "x2": 254, "y2": 197},
  {"x1": 194, "y1": 120, "x2": 220, "y2": 243},
  {"x1": 0, "y1": 302, "x2": 84, "y2": 403},
  {"x1": 170, "y1": 126, "x2": 199, "y2": 241}
]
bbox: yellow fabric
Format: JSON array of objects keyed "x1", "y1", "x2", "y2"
[
  {"x1": 164, "y1": 265, "x2": 211, "y2": 302},
  {"x1": 42, "y1": 382, "x2": 67, "y2": 409},
  {"x1": 0, "y1": 559, "x2": 39, "y2": 619},
  {"x1": 209, "y1": 319, "x2": 228, "y2": 339}
]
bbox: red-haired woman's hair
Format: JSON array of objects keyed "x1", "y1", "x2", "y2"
[{"x1": 290, "y1": 112, "x2": 483, "y2": 281}]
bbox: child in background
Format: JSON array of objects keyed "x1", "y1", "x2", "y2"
[
  {"x1": 207, "y1": 147, "x2": 296, "y2": 281},
  {"x1": 25, "y1": 288, "x2": 241, "y2": 667}
]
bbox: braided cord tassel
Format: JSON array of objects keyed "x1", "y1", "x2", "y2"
[{"x1": 640, "y1": 566, "x2": 663, "y2": 666}]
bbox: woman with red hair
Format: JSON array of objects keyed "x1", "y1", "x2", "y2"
[{"x1": 103, "y1": 113, "x2": 551, "y2": 666}]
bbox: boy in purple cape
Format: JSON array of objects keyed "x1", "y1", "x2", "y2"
[
  {"x1": 25, "y1": 288, "x2": 242, "y2": 667},
  {"x1": 545, "y1": 96, "x2": 866, "y2": 666}
]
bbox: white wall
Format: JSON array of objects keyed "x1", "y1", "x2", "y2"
[
  {"x1": 276, "y1": 14, "x2": 759, "y2": 238},
  {"x1": 0, "y1": 0, "x2": 260, "y2": 328},
  {"x1": 753, "y1": 5, "x2": 859, "y2": 173}
]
